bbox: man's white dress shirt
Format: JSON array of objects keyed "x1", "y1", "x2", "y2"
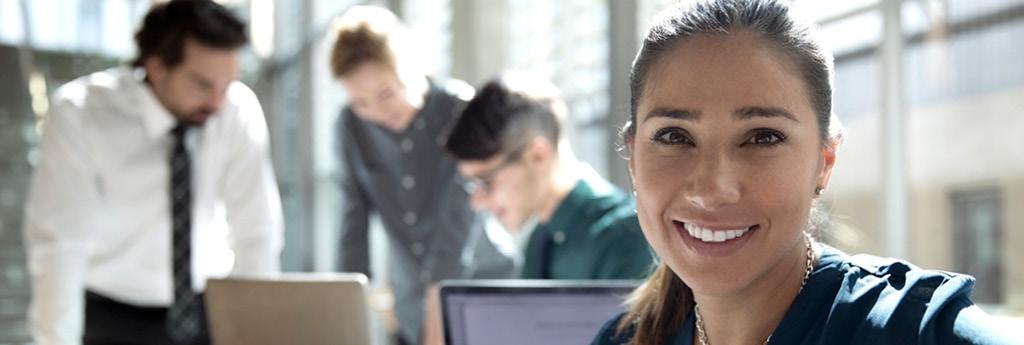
[{"x1": 23, "y1": 67, "x2": 284, "y2": 345}]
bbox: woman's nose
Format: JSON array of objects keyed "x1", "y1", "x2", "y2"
[{"x1": 683, "y1": 153, "x2": 741, "y2": 211}]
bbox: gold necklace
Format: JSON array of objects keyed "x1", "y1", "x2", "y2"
[{"x1": 694, "y1": 232, "x2": 816, "y2": 345}]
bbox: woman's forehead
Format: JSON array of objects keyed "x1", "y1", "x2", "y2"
[{"x1": 638, "y1": 33, "x2": 815, "y2": 122}]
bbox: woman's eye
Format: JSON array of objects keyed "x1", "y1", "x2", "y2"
[
  {"x1": 745, "y1": 130, "x2": 786, "y2": 146},
  {"x1": 652, "y1": 128, "x2": 692, "y2": 145}
]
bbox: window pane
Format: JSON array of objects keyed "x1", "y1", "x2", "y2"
[
  {"x1": 904, "y1": 0, "x2": 1024, "y2": 309},
  {"x1": 952, "y1": 189, "x2": 1004, "y2": 305},
  {"x1": 0, "y1": 0, "x2": 25, "y2": 45},
  {"x1": 506, "y1": 0, "x2": 611, "y2": 177},
  {"x1": 792, "y1": 0, "x2": 879, "y2": 23},
  {"x1": 819, "y1": 13, "x2": 884, "y2": 255}
]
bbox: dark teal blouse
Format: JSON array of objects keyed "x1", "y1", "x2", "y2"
[{"x1": 592, "y1": 245, "x2": 1018, "y2": 344}]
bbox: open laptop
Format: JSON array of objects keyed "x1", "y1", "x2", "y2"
[
  {"x1": 205, "y1": 273, "x2": 372, "y2": 345},
  {"x1": 440, "y1": 279, "x2": 639, "y2": 345}
]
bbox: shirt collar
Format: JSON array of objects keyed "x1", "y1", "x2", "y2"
[
  {"x1": 541, "y1": 165, "x2": 617, "y2": 234},
  {"x1": 125, "y1": 68, "x2": 179, "y2": 138}
]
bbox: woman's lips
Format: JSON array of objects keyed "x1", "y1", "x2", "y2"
[
  {"x1": 673, "y1": 221, "x2": 760, "y2": 257},
  {"x1": 680, "y1": 222, "x2": 758, "y2": 243}
]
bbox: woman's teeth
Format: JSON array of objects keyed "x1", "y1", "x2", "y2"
[{"x1": 683, "y1": 223, "x2": 751, "y2": 243}]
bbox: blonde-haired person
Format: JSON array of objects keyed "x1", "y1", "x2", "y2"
[
  {"x1": 592, "y1": 0, "x2": 1017, "y2": 344},
  {"x1": 329, "y1": 6, "x2": 514, "y2": 345}
]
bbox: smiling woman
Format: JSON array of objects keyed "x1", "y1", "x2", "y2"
[{"x1": 590, "y1": 0, "x2": 1017, "y2": 344}]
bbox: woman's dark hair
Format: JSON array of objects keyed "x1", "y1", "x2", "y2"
[
  {"x1": 132, "y1": 0, "x2": 248, "y2": 68},
  {"x1": 328, "y1": 6, "x2": 401, "y2": 78},
  {"x1": 623, "y1": 0, "x2": 833, "y2": 145},
  {"x1": 616, "y1": 1, "x2": 834, "y2": 344}
]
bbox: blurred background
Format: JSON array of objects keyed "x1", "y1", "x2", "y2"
[{"x1": 1, "y1": 0, "x2": 1022, "y2": 342}]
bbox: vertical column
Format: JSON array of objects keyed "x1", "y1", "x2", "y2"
[
  {"x1": 881, "y1": 0, "x2": 908, "y2": 259},
  {"x1": 0, "y1": 48, "x2": 34, "y2": 345},
  {"x1": 297, "y1": 0, "x2": 316, "y2": 271},
  {"x1": 606, "y1": 0, "x2": 638, "y2": 190},
  {"x1": 450, "y1": 0, "x2": 509, "y2": 85},
  {"x1": 259, "y1": 0, "x2": 314, "y2": 271},
  {"x1": 308, "y1": 0, "x2": 363, "y2": 273},
  {"x1": 449, "y1": 0, "x2": 477, "y2": 83},
  {"x1": 0, "y1": 0, "x2": 37, "y2": 341},
  {"x1": 387, "y1": 0, "x2": 404, "y2": 18}
]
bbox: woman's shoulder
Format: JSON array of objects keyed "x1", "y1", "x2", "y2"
[
  {"x1": 435, "y1": 78, "x2": 475, "y2": 102},
  {"x1": 422, "y1": 77, "x2": 474, "y2": 123},
  {"x1": 591, "y1": 313, "x2": 634, "y2": 345},
  {"x1": 823, "y1": 246, "x2": 976, "y2": 312},
  {"x1": 423, "y1": 77, "x2": 473, "y2": 109},
  {"x1": 815, "y1": 245, "x2": 1014, "y2": 344}
]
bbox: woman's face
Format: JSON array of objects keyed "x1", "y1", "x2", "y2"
[
  {"x1": 339, "y1": 62, "x2": 420, "y2": 132},
  {"x1": 628, "y1": 32, "x2": 836, "y2": 296}
]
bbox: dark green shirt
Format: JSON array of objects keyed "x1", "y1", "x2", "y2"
[{"x1": 521, "y1": 172, "x2": 654, "y2": 280}]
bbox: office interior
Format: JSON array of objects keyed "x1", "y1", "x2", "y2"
[{"x1": 1, "y1": 0, "x2": 1023, "y2": 343}]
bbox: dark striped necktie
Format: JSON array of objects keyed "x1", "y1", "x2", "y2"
[{"x1": 166, "y1": 124, "x2": 202, "y2": 344}]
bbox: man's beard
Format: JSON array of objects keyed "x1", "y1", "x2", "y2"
[{"x1": 178, "y1": 108, "x2": 215, "y2": 126}]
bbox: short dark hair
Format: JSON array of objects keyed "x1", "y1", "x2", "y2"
[
  {"x1": 133, "y1": 0, "x2": 248, "y2": 68},
  {"x1": 445, "y1": 74, "x2": 565, "y2": 161}
]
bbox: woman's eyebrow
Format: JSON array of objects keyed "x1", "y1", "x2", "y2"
[
  {"x1": 643, "y1": 106, "x2": 799, "y2": 123},
  {"x1": 734, "y1": 106, "x2": 799, "y2": 122},
  {"x1": 643, "y1": 107, "x2": 700, "y2": 123}
]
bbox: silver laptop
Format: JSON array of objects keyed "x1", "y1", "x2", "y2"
[
  {"x1": 205, "y1": 273, "x2": 372, "y2": 345},
  {"x1": 440, "y1": 279, "x2": 638, "y2": 345}
]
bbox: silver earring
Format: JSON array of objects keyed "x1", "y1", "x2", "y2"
[{"x1": 814, "y1": 186, "x2": 825, "y2": 196}]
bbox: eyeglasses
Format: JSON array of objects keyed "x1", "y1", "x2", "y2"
[{"x1": 462, "y1": 148, "x2": 525, "y2": 195}]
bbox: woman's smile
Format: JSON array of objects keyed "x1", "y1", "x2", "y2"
[{"x1": 673, "y1": 220, "x2": 760, "y2": 257}]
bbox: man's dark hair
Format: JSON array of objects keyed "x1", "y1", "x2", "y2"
[
  {"x1": 445, "y1": 74, "x2": 565, "y2": 161},
  {"x1": 133, "y1": 0, "x2": 248, "y2": 68}
]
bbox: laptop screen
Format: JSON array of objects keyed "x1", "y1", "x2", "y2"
[{"x1": 440, "y1": 280, "x2": 638, "y2": 345}]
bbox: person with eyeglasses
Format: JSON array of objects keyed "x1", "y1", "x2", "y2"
[
  {"x1": 419, "y1": 73, "x2": 657, "y2": 345},
  {"x1": 445, "y1": 73, "x2": 655, "y2": 281}
]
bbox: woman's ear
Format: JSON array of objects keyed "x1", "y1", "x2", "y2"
[
  {"x1": 816, "y1": 142, "x2": 838, "y2": 191},
  {"x1": 626, "y1": 134, "x2": 637, "y2": 187},
  {"x1": 817, "y1": 116, "x2": 845, "y2": 192}
]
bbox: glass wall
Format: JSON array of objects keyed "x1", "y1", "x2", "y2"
[
  {"x1": 816, "y1": 4, "x2": 886, "y2": 257},
  {"x1": 899, "y1": 0, "x2": 1024, "y2": 312},
  {"x1": 0, "y1": 1, "x2": 148, "y2": 342},
  {"x1": 800, "y1": 0, "x2": 1024, "y2": 314},
  {"x1": 504, "y1": 0, "x2": 612, "y2": 176}
]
